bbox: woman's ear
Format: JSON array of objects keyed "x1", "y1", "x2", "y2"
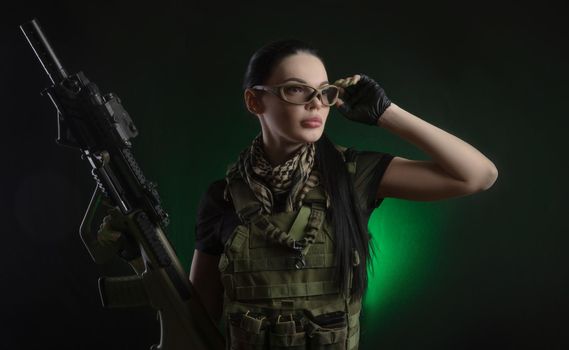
[{"x1": 244, "y1": 89, "x2": 265, "y2": 115}]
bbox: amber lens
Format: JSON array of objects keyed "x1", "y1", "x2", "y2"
[
  {"x1": 281, "y1": 84, "x2": 339, "y2": 106},
  {"x1": 281, "y1": 84, "x2": 314, "y2": 103},
  {"x1": 321, "y1": 85, "x2": 339, "y2": 106}
]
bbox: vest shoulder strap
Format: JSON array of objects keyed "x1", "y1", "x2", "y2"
[
  {"x1": 226, "y1": 176, "x2": 262, "y2": 222},
  {"x1": 334, "y1": 144, "x2": 357, "y2": 175}
]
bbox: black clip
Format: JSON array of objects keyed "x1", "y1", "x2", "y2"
[
  {"x1": 292, "y1": 240, "x2": 303, "y2": 251},
  {"x1": 294, "y1": 255, "x2": 306, "y2": 270},
  {"x1": 291, "y1": 241, "x2": 306, "y2": 269}
]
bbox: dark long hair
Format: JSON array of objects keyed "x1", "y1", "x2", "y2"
[{"x1": 242, "y1": 39, "x2": 371, "y2": 299}]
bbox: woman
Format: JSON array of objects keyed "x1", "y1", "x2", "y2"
[
  {"x1": 189, "y1": 38, "x2": 498, "y2": 349},
  {"x1": 96, "y1": 38, "x2": 497, "y2": 349}
]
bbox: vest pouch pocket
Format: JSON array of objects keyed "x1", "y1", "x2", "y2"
[
  {"x1": 269, "y1": 314, "x2": 307, "y2": 350},
  {"x1": 307, "y1": 311, "x2": 348, "y2": 350},
  {"x1": 228, "y1": 311, "x2": 269, "y2": 350}
]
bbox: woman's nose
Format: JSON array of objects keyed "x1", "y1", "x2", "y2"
[{"x1": 306, "y1": 92, "x2": 325, "y2": 109}]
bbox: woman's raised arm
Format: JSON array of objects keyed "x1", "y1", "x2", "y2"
[{"x1": 376, "y1": 103, "x2": 498, "y2": 201}]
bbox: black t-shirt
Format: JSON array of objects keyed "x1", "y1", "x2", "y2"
[{"x1": 194, "y1": 148, "x2": 395, "y2": 256}]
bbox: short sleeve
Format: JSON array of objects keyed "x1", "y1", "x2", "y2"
[
  {"x1": 347, "y1": 148, "x2": 395, "y2": 218},
  {"x1": 194, "y1": 179, "x2": 238, "y2": 255}
]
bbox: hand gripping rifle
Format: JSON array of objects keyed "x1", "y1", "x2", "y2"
[{"x1": 20, "y1": 18, "x2": 225, "y2": 350}]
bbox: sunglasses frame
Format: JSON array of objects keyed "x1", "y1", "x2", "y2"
[{"x1": 250, "y1": 82, "x2": 340, "y2": 106}]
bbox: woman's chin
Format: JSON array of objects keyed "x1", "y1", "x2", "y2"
[{"x1": 297, "y1": 128, "x2": 324, "y2": 143}]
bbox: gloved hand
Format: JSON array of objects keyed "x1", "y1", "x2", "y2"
[
  {"x1": 333, "y1": 73, "x2": 392, "y2": 126},
  {"x1": 97, "y1": 198, "x2": 144, "y2": 265},
  {"x1": 97, "y1": 198, "x2": 128, "y2": 247}
]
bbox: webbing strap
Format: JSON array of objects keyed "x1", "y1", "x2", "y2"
[
  {"x1": 348, "y1": 309, "x2": 361, "y2": 329},
  {"x1": 347, "y1": 309, "x2": 361, "y2": 349},
  {"x1": 228, "y1": 227, "x2": 248, "y2": 254},
  {"x1": 227, "y1": 177, "x2": 262, "y2": 222},
  {"x1": 244, "y1": 192, "x2": 327, "y2": 254},
  {"x1": 288, "y1": 204, "x2": 311, "y2": 241},
  {"x1": 235, "y1": 280, "x2": 339, "y2": 300},
  {"x1": 347, "y1": 328, "x2": 360, "y2": 350},
  {"x1": 233, "y1": 252, "x2": 336, "y2": 272},
  {"x1": 303, "y1": 184, "x2": 328, "y2": 203}
]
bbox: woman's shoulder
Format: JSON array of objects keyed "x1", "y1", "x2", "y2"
[
  {"x1": 198, "y1": 179, "x2": 234, "y2": 214},
  {"x1": 334, "y1": 143, "x2": 394, "y2": 165},
  {"x1": 332, "y1": 143, "x2": 396, "y2": 213},
  {"x1": 206, "y1": 178, "x2": 228, "y2": 197},
  {"x1": 195, "y1": 179, "x2": 239, "y2": 255}
]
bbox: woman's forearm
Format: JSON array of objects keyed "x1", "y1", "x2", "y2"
[{"x1": 377, "y1": 103, "x2": 498, "y2": 189}]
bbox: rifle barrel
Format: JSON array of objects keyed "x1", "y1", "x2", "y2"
[{"x1": 20, "y1": 18, "x2": 68, "y2": 84}]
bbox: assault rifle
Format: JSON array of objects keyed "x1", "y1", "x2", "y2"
[{"x1": 20, "y1": 18, "x2": 225, "y2": 350}]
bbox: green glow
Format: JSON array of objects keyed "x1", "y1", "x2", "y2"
[{"x1": 363, "y1": 198, "x2": 445, "y2": 317}]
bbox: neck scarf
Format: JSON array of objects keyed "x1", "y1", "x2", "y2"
[{"x1": 224, "y1": 132, "x2": 327, "y2": 214}]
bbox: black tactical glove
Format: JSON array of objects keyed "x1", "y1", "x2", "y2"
[
  {"x1": 97, "y1": 199, "x2": 128, "y2": 247},
  {"x1": 334, "y1": 73, "x2": 392, "y2": 126},
  {"x1": 98, "y1": 204, "x2": 142, "y2": 260}
]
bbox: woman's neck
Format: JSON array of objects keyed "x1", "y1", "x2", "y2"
[{"x1": 261, "y1": 133, "x2": 305, "y2": 166}]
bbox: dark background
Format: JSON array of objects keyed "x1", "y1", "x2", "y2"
[{"x1": 2, "y1": 0, "x2": 567, "y2": 349}]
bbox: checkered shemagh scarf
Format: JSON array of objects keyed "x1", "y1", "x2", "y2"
[{"x1": 224, "y1": 133, "x2": 328, "y2": 215}]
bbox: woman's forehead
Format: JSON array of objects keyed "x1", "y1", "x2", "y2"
[{"x1": 269, "y1": 53, "x2": 328, "y2": 85}]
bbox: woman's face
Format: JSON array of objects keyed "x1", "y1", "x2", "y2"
[{"x1": 247, "y1": 52, "x2": 331, "y2": 145}]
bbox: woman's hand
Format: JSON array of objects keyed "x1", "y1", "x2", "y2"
[
  {"x1": 97, "y1": 198, "x2": 128, "y2": 247},
  {"x1": 97, "y1": 210, "x2": 125, "y2": 246},
  {"x1": 332, "y1": 73, "x2": 392, "y2": 126}
]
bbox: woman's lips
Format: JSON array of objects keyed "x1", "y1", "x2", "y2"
[{"x1": 301, "y1": 117, "x2": 322, "y2": 128}]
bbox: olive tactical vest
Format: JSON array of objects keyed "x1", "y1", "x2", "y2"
[{"x1": 218, "y1": 146, "x2": 362, "y2": 350}]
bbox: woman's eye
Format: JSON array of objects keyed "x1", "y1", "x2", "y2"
[{"x1": 284, "y1": 85, "x2": 306, "y2": 94}]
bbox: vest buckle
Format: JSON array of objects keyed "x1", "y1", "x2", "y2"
[
  {"x1": 294, "y1": 255, "x2": 306, "y2": 270},
  {"x1": 292, "y1": 240, "x2": 303, "y2": 251},
  {"x1": 291, "y1": 242, "x2": 306, "y2": 269}
]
